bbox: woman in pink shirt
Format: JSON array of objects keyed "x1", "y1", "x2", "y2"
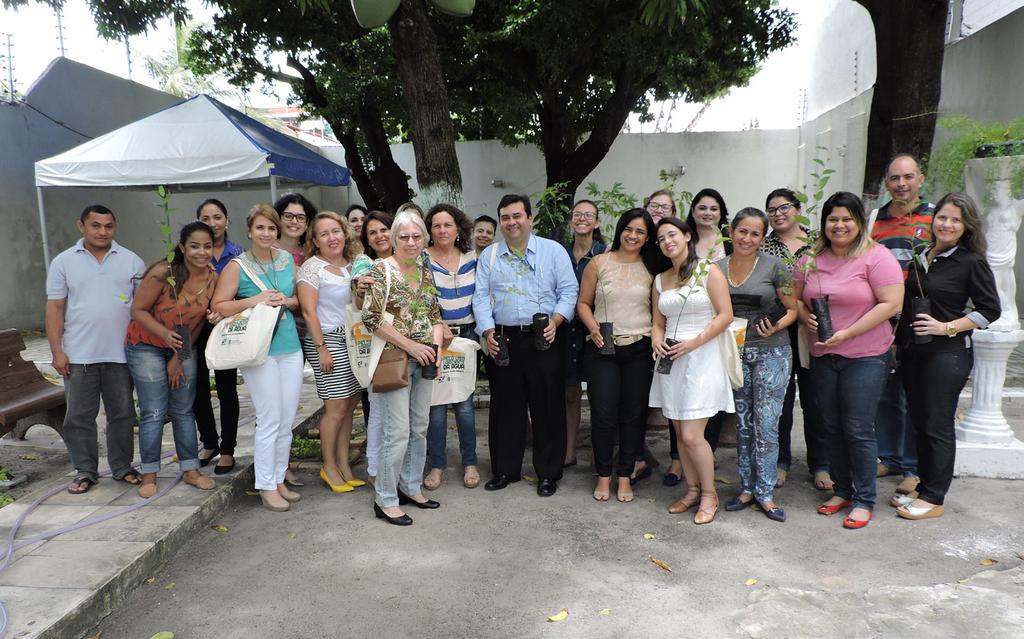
[{"x1": 794, "y1": 191, "x2": 903, "y2": 529}]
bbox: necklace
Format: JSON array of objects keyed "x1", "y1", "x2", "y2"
[
  {"x1": 727, "y1": 255, "x2": 759, "y2": 288},
  {"x1": 248, "y1": 249, "x2": 280, "y2": 290}
]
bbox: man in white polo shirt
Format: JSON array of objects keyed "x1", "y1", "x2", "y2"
[{"x1": 46, "y1": 205, "x2": 146, "y2": 494}]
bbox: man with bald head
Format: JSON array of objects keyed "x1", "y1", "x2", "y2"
[{"x1": 870, "y1": 154, "x2": 934, "y2": 496}]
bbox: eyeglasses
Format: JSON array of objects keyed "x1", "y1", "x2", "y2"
[
  {"x1": 398, "y1": 233, "x2": 424, "y2": 244},
  {"x1": 571, "y1": 211, "x2": 597, "y2": 221},
  {"x1": 647, "y1": 202, "x2": 673, "y2": 213},
  {"x1": 282, "y1": 212, "x2": 307, "y2": 222},
  {"x1": 766, "y1": 203, "x2": 793, "y2": 216}
]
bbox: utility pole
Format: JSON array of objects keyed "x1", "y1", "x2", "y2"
[
  {"x1": 125, "y1": 33, "x2": 132, "y2": 80},
  {"x1": 55, "y1": 5, "x2": 65, "y2": 56},
  {"x1": 3, "y1": 33, "x2": 14, "y2": 102}
]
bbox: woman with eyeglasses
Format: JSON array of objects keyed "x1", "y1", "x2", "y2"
[
  {"x1": 564, "y1": 200, "x2": 606, "y2": 469},
  {"x1": 645, "y1": 189, "x2": 676, "y2": 223},
  {"x1": 760, "y1": 188, "x2": 831, "y2": 492}
]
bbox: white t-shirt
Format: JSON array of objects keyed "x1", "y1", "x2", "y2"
[{"x1": 297, "y1": 255, "x2": 353, "y2": 333}]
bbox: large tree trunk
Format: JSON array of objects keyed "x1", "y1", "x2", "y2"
[
  {"x1": 357, "y1": 100, "x2": 413, "y2": 212},
  {"x1": 336, "y1": 127, "x2": 382, "y2": 210},
  {"x1": 388, "y1": 0, "x2": 463, "y2": 206},
  {"x1": 857, "y1": 0, "x2": 948, "y2": 197}
]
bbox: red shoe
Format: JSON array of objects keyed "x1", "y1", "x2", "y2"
[
  {"x1": 842, "y1": 512, "x2": 873, "y2": 529},
  {"x1": 817, "y1": 499, "x2": 853, "y2": 515}
]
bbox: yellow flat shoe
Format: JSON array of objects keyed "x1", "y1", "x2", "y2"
[
  {"x1": 320, "y1": 468, "x2": 355, "y2": 493},
  {"x1": 346, "y1": 478, "x2": 366, "y2": 488}
]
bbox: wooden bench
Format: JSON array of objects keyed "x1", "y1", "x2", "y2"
[{"x1": 0, "y1": 329, "x2": 66, "y2": 441}]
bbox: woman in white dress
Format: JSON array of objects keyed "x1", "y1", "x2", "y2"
[{"x1": 650, "y1": 217, "x2": 734, "y2": 524}]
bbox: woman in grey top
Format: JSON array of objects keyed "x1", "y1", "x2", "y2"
[{"x1": 715, "y1": 208, "x2": 797, "y2": 522}]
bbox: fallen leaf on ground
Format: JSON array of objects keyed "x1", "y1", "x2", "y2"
[
  {"x1": 650, "y1": 557, "x2": 673, "y2": 572},
  {"x1": 84, "y1": 631, "x2": 102, "y2": 639},
  {"x1": 546, "y1": 609, "x2": 569, "y2": 622},
  {"x1": 1015, "y1": 551, "x2": 1024, "y2": 560},
  {"x1": 150, "y1": 633, "x2": 174, "y2": 639},
  {"x1": 211, "y1": 524, "x2": 228, "y2": 533},
  {"x1": 745, "y1": 578, "x2": 758, "y2": 586},
  {"x1": 714, "y1": 476, "x2": 732, "y2": 485},
  {"x1": 980, "y1": 558, "x2": 998, "y2": 566},
  {"x1": 17, "y1": 454, "x2": 38, "y2": 461},
  {"x1": 598, "y1": 608, "x2": 611, "y2": 616},
  {"x1": 245, "y1": 490, "x2": 260, "y2": 497},
  {"x1": 643, "y1": 533, "x2": 655, "y2": 539},
  {"x1": 522, "y1": 474, "x2": 538, "y2": 483},
  {"x1": 164, "y1": 582, "x2": 175, "y2": 590},
  {"x1": 144, "y1": 577, "x2": 156, "y2": 585}
]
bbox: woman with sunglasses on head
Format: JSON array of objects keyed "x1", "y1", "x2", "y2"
[
  {"x1": 564, "y1": 199, "x2": 606, "y2": 469},
  {"x1": 577, "y1": 208, "x2": 657, "y2": 503},
  {"x1": 892, "y1": 193, "x2": 999, "y2": 520},
  {"x1": 650, "y1": 217, "x2": 734, "y2": 525},
  {"x1": 793, "y1": 192, "x2": 903, "y2": 530},
  {"x1": 761, "y1": 188, "x2": 831, "y2": 492}
]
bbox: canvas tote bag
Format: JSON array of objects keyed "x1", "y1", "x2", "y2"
[
  {"x1": 205, "y1": 257, "x2": 283, "y2": 370},
  {"x1": 430, "y1": 336, "x2": 481, "y2": 406}
]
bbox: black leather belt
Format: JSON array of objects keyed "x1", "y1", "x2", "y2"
[{"x1": 497, "y1": 324, "x2": 534, "y2": 333}]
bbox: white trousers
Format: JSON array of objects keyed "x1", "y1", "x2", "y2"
[{"x1": 240, "y1": 351, "x2": 303, "y2": 491}]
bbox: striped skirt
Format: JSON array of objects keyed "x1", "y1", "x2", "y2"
[{"x1": 302, "y1": 328, "x2": 363, "y2": 400}]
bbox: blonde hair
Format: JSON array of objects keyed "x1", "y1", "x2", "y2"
[
  {"x1": 305, "y1": 211, "x2": 363, "y2": 262},
  {"x1": 246, "y1": 203, "x2": 281, "y2": 239}
]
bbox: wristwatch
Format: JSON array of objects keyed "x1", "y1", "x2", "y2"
[{"x1": 945, "y1": 322, "x2": 957, "y2": 337}]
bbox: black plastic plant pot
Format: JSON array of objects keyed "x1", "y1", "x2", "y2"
[
  {"x1": 599, "y1": 322, "x2": 616, "y2": 355},
  {"x1": 173, "y1": 325, "x2": 191, "y2": 361},
  {"x1": 422, "y1": 344, "x2": 440, "y2": 378},
  {"x1": 810, "y1": 297, "x2": 834, "y2": 342},
  {"x1": 912, "y1": 298, "x2": 934, "y2": 345},
  {"x1": 760, "y1": 299, "x2": 788, "y2": 327},
  {"x1": 494, "y1": 333, "x2": 510, "y2": 367},
  {"x1": 656, "y1": 338, "x2": 678, "y2": 375},
  {"x1": 533, "y1": 313, "x2": 551, "y2": 351},
  {"x1": 975, "y1": 141, "x2": 1024, "y2": 158}
]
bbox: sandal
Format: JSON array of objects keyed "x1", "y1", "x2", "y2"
[
  {"x1": 775, "y1": 467, "x2": 788, "y2": 488},
  {"x1": 616, "y1": 478, "x2": 634, "y2": 503},
  {"x1": 67, "y1": 477, "x2": 96, "y2": 494},
  {"x1": 668, "y1": 485, "x2": 701, "y2": 514},
  {"x1": 463, "y1": 466, "x2": 480, "y2": 489},
  {"x1": 694, "y1": 491, "x2": 719, "y2": 525},
  {"x1": 284, "y1": 468, "x2": 305, "y2": 488},
  {"x1": 117, "y1": 470, "x2": 142, "y2": 485},
  {"x1": 424, "y1": 468, "x2": 443, "y2": 491},
  {"x1": 813, "y1": 471, "x2": 834, "y2": 491},
  {"x1": 593, "y1": 477, "x2": 611, "y2": 502}
]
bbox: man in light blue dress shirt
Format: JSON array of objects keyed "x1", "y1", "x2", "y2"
[{"x1": 473, "y1": 194, "x2": 579, "y2": 497}]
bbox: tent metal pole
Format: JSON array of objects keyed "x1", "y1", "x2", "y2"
[
  {"x1": 36, "y1": 187, "x2": 52, "y2": 271},
  {"x1": 269, "y1": 175, "x2": 278, "y2": 202}
]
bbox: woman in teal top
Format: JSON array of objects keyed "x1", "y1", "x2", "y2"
[{"x1": 212, "y1": 204, "x2": 303, "y2": 513}]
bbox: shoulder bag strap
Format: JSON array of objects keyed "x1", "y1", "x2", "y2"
[{"x1": 233, "y1": 256, "x2": 270, "y2": 293}]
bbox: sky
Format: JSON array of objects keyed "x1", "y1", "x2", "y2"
[{"x1": 2, "y1": 0, "x2": 1022, "y2": 132}]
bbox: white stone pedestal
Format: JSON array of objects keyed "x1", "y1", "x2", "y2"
[{"x1": 955, "y1": 329, "x2": 1024, "y2": 478}]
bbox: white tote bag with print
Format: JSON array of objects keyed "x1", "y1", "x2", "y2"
[
  {"x1": 431, "y1": 336, "x2": 481, "y2": 406},
  {"x1": 205, "y1": 259, "x2": 283, "y2": 370}
]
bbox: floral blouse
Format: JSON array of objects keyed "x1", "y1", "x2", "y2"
[
  {"x1": 761, "y1": 225, "x2": 815, "y2": 273},
  {"x1": 362, "y1": 258, "x2": 442, "y2": 348}
]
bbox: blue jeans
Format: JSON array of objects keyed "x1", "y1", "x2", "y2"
[
  {"x1": 734, "y1": 344, "x2": 791, "y2": 502},
  {"x1": 427, "y1": 394, "x2": 477, "y2": 469},
  {"x1": 875, "y1": 367, "x2": 918, "y2": 476},
  {"x1": 126, "y1": 343, "x2": 200, "y2": 473},
  {"x1": 811, "y1": 352, "x2": 890, "y2": 511},
  {"x1": 375, "y1": 360, "x2": 433, "y2": 508}
]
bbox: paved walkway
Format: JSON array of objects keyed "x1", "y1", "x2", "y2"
[{"x1": 3, "y1": 335, "x2": 1024, "y2": 638}]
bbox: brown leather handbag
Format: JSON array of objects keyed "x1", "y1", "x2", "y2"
[{"x1": 372, "y1": 347, "x2": 409, "y2": 392}]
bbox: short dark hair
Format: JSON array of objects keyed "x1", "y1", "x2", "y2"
[
  {"x1": 345, "y1": 204, "x2": 368, "y2": 218},
  {"x1": 360, "y1": 210, "x2": 395, "y2": 259},
  {"x1": 474, "y1": 215, "x2": 497, "y2": 231},
  {"x1": 497, "y1": 194, "x2": 532, "y2": 217},
  {"x1": 80, "y1": 204, "x2": 115, "y2": 223},
  {"x1": 196, "y1": 198, "x2": 228, "y2": 219},
  {"x1": 425, "y1": 203, "x2": 474, "y2": 254},
  {"x1": 764, "y1": 188, "x2": 801, "y2": 211}
]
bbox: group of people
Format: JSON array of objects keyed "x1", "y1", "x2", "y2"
[{"x1": 45, "y1": 153, "x2": 998, "y2": 529}]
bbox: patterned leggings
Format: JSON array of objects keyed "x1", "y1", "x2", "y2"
[{"x1": 733, "y1": 344, "x2": 792, "y2": 502}]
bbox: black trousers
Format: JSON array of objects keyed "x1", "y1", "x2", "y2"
[
  {"x1": 193, "y1": 322, "x2": 240, "y2": 456},
  {"x1": 586, "y1": 338, "x2": 653, "y2": 477},
  {"x1": 483, "y1": 327, "x2": 567, "y2": 480},
  {"x1": 902, "y1": 347, "x2": 973, "y2": 505},
  {"x1": 778, "y1": 323, "x2": 828, "y2": 472}
]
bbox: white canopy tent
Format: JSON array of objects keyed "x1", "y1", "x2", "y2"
[{"x1": 34, "y1": 94, "x2": 351, "y2": 268}]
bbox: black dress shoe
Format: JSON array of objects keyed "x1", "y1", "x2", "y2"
[
  {"x1": 663, "y1": 472, "x2": 681, "y2": 487},
  {"x1": 398, "y1": 489, "x2": 440, "y2": 509},
  {"x1": 760, "y1": 503, "x2": 786, "y2": 522},
  {"x1": 537, "y1": 479, "x2": 557, "y2": 497},
  {"x1": 484, "y1": 475, "x2": 520, "y2": 491},
  {"x1": 213, "y1": 459, "x2": 235, "y2": 476},
  {"x1": 198, "y1": 448, "x2": 219, "y2": 467},
  {"x1": 630, "y1": 465, "x2": 653, "y2": 485},
  {"x1": 725, "y1": 494, "x2": 755, "y2": 512},
  {"x1": 374, "y1": 502, "x2": 413, "y2": 526}
]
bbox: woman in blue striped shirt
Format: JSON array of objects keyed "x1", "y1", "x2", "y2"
[{"x1": 423, "y1": 203, "x2": 480, "y2": 490}]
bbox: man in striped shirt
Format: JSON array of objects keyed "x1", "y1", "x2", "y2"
[{"x1": 870, "y1": 154, "x2": 934, "y2": 496}]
